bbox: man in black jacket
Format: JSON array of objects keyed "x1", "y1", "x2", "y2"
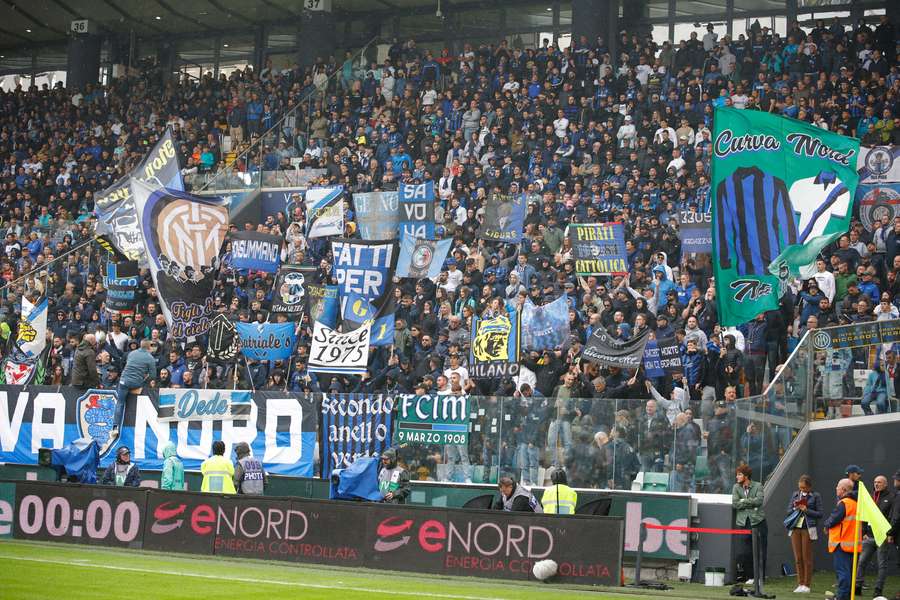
[
  {"x1": 856, "y1": 475, "x2": 895, "y2": 596},
  {"x1": 70, "y1": 333, "x2": 99, "y2": 388}
]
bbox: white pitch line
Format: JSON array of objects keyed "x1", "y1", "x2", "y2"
[{"x1": 0, "y1": 554, "x2": 506, "y2": 600}]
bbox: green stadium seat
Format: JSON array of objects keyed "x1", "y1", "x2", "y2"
[{"x1": 642, "y1": 472, "x2": 670, "y2": 492}]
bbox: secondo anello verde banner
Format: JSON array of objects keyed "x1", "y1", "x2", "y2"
[
  {"x1": 396, "y1": 394, "x2": 469, "y2": 445},
  {"x1": 711, "y1": 107, "x2": 859, "y2": 326}
]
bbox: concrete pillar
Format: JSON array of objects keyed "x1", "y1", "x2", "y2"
[
  {"x1": 572, "y1": 0, "x2": 618, "y2": 48},
  {"x1": 66, "y1": 34, "x2": 101, "y2": 90},
  {"x1": 297, "y1": 6, "x2": 335, "y2": 68}
]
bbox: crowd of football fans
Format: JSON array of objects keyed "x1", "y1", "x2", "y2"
[{"x1": 0, "y1": 16, "x2": 897, "y2": 490}]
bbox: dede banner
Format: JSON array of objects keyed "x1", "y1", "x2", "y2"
[{"x1": 0, "y1": 386, "x2": 317, "y2": 477}]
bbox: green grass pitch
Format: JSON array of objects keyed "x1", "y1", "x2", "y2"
[{"x1": 1, "y1": 539, "x2": 897, "y2": 599}]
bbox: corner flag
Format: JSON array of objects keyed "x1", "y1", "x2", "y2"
[{"x1": 857, "y1": 481, "x2": 891, "y2": 546}]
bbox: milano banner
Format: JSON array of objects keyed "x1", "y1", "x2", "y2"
[
  {"x1": 0, "y1": 386, "x2": 317, "y2": 477},
  {"x1": 3, "y1": 481, "x2": 623, "y2": 586}
]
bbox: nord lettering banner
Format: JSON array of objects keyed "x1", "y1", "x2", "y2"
[
  {"x1": 470, "y1": 313, "x2": 520, "y2": 379},
  {"x1": 582, "y1": 324, "x2": 651, "y2": 369},
  {"x1": 397, "y1": 394, "x2": 469, "y2": 445},
  {"x1": 479, "y1": 192, "x2": 525, "y2": 242},
  {"x1": 272, "y1": 264, "x2": 318, "y2": 319},
  {"x1": 711, "y1": 107, "x2": 860, "y2": 326},
  {"x1": 230, "y1": 231, "x2": 282, "y2": 272},
  {"x1": 309, "y1": 321, "x2": 370, "y2": 375},
  {"x1": 105, "y1": 261, "x2": 139, "y2": 315},
  {"x1": 236, "y1": 322, "x2": 297, "y2": 361},
  {"x1": 132, "y1": 179, "x2": 229, "y2": 339},
  {"x1": 331, "y1": 239, "x2": 397, "y2": 310},
  {"x1": 0, "y1": 386, "x2": 317, "y2": 476},
  {"x1": 678, "y1": 210, "x2": 713, "y2": 254},
  {"x1": 364, "y1": 504, "x2": 623, "y2": 585},
  {"x1": 568, "y1": 223, "x2": 628, "y2": 276},
  {"x1": 158, "y1": 389, "x2": 252, "y2": 422},
  {"x1": 399, "y1": 182, "x2": 435, "y2": 239},
  {"x1": 353, "y1": 191, "x2": 400, "y2": 240},
  {"x1": 321, "y1": 394, "x2": 394, "y2": 476},
  {"x1": 305, "y1": 186, "x2": 344, "y2": 238}
]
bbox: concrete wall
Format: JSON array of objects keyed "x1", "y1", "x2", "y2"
[{"x1": 764, "y1": 413, "x2": 900, "y2": 579}]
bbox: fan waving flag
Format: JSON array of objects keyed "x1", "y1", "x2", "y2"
[
  {"x1": 712, "y1": 107, "x2": 859, "y2": 326},
  {"x1": 857, "y1": 481, "x2": 892, "y2": 546}
]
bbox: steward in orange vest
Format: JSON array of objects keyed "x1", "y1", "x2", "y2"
[{"x1": 823, "y1": 478, "x2": 861, "y2": 600}]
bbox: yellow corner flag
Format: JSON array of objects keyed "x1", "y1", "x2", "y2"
[{"x1": 857, "y1": 481, "x2": 891, "y2": 546}]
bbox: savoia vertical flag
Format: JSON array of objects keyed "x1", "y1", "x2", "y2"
[{"x1": 712, "y1": 107, "x2": 859, "y2": 325}]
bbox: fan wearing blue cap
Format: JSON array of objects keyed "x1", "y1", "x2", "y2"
[{"x1": 845, "y1": 465, "x2": 863, "y2": 491}]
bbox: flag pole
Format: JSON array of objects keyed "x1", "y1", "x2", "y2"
[{"x1": 850, "y1": 495, "x2": 861, "y2": 600}]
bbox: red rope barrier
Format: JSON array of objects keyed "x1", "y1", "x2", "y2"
[{"x1": 643, "y1": 523, "x2": 751, "y2": 535}]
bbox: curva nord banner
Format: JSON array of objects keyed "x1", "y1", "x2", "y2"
[
  {"x1": 4, "y1": 481, "x2": 623, "y2": 586},
  {"x1": 0, "y1": 386, "x2": 317, "y2": 477}
]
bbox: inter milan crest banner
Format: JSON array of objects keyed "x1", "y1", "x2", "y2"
[
  {"x1": 95, "y1": 128, "x2": 184, "y2": 265},
  {"x1": 230, "y1": 231, "x2": 282, "y2": 272},
  {"x1": 353, "y1": 191, "x2": 400, "y2": 241},
  {"x1": 582, "y1": 323, "x2": 651, "y2": 369},
  {"x1": 132, "y1": 179, "x2": 229, "y2": 340},
  {"x1": 272, "y1": 264, "x2": 318, "y2": 319},
  {"x1": 399, "y1": 182, "x2": 435, "y2": 240},
  {"x1": 305, "y1": 186, "x2": 345, "y2": 239},
  {"x1": 712, "y1": 107, "x2": 859, "y2": 326},
  {"x1": 331, "y1": 239, "x2": 398, "y2": 311},
  {"x1": 479, "y1": 192, "x2": 525, "y2": 242},
  {"x1": 469, "y1": 312, "x2": 521, "y2": 378}
]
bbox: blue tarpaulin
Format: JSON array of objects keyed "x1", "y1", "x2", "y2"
[
  {"x1": 329, "y1": 456, "x2": 382, "y2": 501},
  {"x1": 50, "y1": 438, "x2": 100, "y2": 484}
]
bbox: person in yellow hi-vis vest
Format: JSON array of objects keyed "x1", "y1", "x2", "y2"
[
  {"x1": 542, "y1": 468, "x2": 578, "y2": 514},
  {"x1": 201, "y1": 441, "x2": 236, "y2": 494}
]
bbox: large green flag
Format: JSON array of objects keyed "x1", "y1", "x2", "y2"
[{"x1": 711, "y1": 108, "x2": 859, "y2": 326}]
